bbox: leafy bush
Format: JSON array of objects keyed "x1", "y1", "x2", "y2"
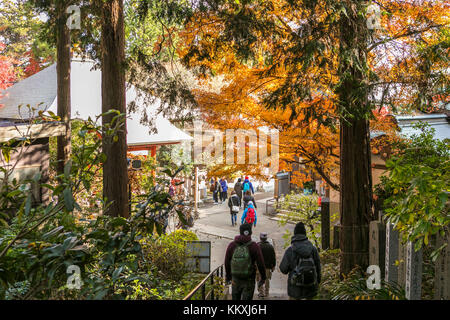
[
  {"x1": 0, "y1": 114, "x2": 201, "y2": 300},
  {"x1": 277, "y1": 192, "x2": 321, "y2": 248},
  {"x1": 317, "y1": 249, "x2": 406, "y2": 300},
  {"x1": 376, "y1": 122, "x2": 449, "y2": 254},
  {"x1": 316, "y1": 249, "x2": 341, "y2": 299},
  {"x1": 142, "y1": 230, "x2": 198, "y2": 282},
  {"x1": 330, "y1": 268, "x2": 406, "y2": 300}
]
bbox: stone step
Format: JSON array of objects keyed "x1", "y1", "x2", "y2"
[
  {"x1": 191, "y1": 223, "x2": 260, "y2": 241},
  {"x1": 268, "y1": 215, "x2": 298, "y2": 225}
]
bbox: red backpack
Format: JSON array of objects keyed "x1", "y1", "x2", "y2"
[{"x1": 245, "y1": 208, "x2": 256, "y2": 224}]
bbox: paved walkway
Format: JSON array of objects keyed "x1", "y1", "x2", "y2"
[{"x1": 191, "y1": 192, "x2": 294, "y2": 300}]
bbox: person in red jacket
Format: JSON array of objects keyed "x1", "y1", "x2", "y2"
[{"x1": 224, "y1": 224, "x2": 266, "y2": 300}]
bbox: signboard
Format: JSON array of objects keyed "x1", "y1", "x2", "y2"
[
  {"x1": 274, "y1": 172, "x2": 290, "y2": 199},
  {"x1": 185, "y1": 241, "x2": 211, "y2": 274}
]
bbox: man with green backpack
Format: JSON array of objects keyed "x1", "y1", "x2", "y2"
[{"x1": 224, "y1": 224, "x2": 266, "y2": 300}]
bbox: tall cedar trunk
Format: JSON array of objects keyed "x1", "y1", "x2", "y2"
[
  {"x1": 56, "y1": 3, "x2": 71, "y2": 175},
  {"x1": 100, "y1": 0, "x2": 129, "y2": 218},
  {"x1": 339, "y1": 118, "x2": 372, "y2": 274},
  {"x1": 337, "y1": 1, "x2": 372, "y2": 275}
]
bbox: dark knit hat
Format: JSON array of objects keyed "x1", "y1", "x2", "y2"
[
  {"x1": 240, "y1": 223, "x2": 252, "y2": 236},
  {"x1": 294, "y1": 222, "x2": 306, "y2": 235}
]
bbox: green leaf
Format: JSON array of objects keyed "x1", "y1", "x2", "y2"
[
  {"x1": 93, "y1": 288, "x2": 109, "y2": 300},
  {"x1": 42, "y1": 226, "x2": 65, "y2": 240},
  {"x1": 176, "y1": 209, "x2": 187, "y2": 225},
  {"x1": 24, "y1": 194, "x2": 32, "y2": 216},
  {"x1": 1, "y1": 148, "x2": 11, "y2": 163},
  {"x1": 112, "y1": 266, "x2": 123, "y2": 282},
  {"x1": 64, "y1": 160, "x2": 72, "y2": 180},
  {"x1": 110, "y1": 217, "x2": 128, "y2": 230},
  {"x1": 63, "y1": 188, "x2": 75, "y2": 212},
  {"x1": 6, "y1": 190, "x2": 22, "y2": 198},
  {"x1": 155, "y1": 221, "x2": 163, "y2": 236},
  {"x1": 438, "y1": 192, "x2": 448, "y2": 209}
]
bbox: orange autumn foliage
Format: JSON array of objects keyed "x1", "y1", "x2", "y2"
[{"x1": 178, "y1": 0, "x2": 448, "y2": 188}]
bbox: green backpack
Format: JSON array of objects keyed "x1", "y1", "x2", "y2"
[{"x1": 231, "y1": 241, "x2": 254, "y2": 279}]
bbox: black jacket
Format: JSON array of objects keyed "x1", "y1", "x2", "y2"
[
  {"x1": 279, "y1": 234, "x2": 321, "y2": 299},
  {"x1": 234, "y1": 182, "x2": 243, "y2": 198},
  {"x1": 243, "y1": 195, "x2": 257, "y2": 209},
  {"x1": 258, "y1": 240, "x2": 276, "y2": 269},
  {"x1": 213, "y1": 181, "x2": 222, "y2": 192},
  {"x1": 228, "y1": 195, "x2": 241, "y2": 213}
]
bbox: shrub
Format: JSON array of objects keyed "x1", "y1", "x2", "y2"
[
  {"x1": 317, "y1": 249, "x2": 406, "y2": 300},
  {"x1": 142, "y1": 230, "x2": 198, "y2": 282},
  {"x1": 0, "y1": 115, "x2": 199, "y2": 300},
  {"x1": 277, "y1": 192, "x2": 321, "y2": 248}
]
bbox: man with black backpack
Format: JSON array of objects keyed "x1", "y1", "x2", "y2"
[
  {"x1": 225, "y1": 224, "x2": 266, "y2": 300},
  {"x1": 279, "y1": 222, "x2": 321, "y2": 300}
]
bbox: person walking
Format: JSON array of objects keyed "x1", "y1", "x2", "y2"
[
  {"x1": 234, "y1": 178, "x2": 243, "y2": 208},
  {"x1": 228, "y1": 191, "x2": 241, "y2": 226},
  {"x1": 242, "y1": 176, "x2": 255, "y2": 195},
  {"x1": 256, "y1": 232, "x2": 276, "y2": 298},
  {"x1": 241, "y1": 202, "x2": 257, "y2": 227},
  {"x1": 243, "y1": 190, "x2": 257, "y2": 209},
  {"x1": 225, "y1": 224, "x2": 266, "y2": 300},
  {"x1": 220, "y1": 177, "x2": 228, "y2": 202},
  {"x1": 279, "y1": 222, "x2": 321, "y2": 300},
  {"x1": 212, "y1": 177, "x2": 220, "y2": 204}
]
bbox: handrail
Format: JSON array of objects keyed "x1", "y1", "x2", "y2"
[{"x1": 183, "y1": 264, "x2": 225, "y2": 300}]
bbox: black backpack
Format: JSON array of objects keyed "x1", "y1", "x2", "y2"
[{"x1": 290, "y1": 252, "x2": 318, "y2": 288}]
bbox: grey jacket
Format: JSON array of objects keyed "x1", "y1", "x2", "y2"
[{"x1": 279, "y1": 234, "x2": 321, "y2": 299}]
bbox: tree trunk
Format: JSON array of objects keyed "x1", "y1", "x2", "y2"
[
  {"x1": 339, "y1": 117, "x2": 372, "y2": 275},
  {"x1": 56, "y1": 3, "x2": 71, "y2": 176},
  {"x1": 100, "y1": 0, "x2": 129, "y2": 218},
  {"x1": 337, "y1": 1, "x2": 372, "y2": 275}
]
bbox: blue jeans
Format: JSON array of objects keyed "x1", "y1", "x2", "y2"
[{"x1": 231, "y1": 213, "x2": 237, "y2": 225}]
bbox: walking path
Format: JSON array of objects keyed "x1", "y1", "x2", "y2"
[{"x1": 191, "y1": 192, "x2": 294, "y2": 300}]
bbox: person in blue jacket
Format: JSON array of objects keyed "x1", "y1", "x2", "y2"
[
  {"x1": 241, "y1": 202, "x2": 257, "y2": 227},
  {"x1": 220, "y1": 177, "x2": 228, "y2": 202},
  {"x1": 242, "y1": 176, "x2": 255, "y2": 195}
]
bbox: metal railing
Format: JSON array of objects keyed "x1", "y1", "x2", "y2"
[{"x1": 183, "y1": 264, "x2": 225, "y2": 300}]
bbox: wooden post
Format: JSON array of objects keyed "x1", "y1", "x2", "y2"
[
  {"x1": 333, "y1": 224, "x2": 340, "y2": 250},
  {"x1": 398, "y1": 240, "x2": 407, "y2": 287},
  {"x1": 321, "y1": 197, "x2": 330, "y2": 250},
  {"x1": 194, "y1": 166, "x2": 199, "y2": 212},
  {"x1": 434, "y1": 228, "x2": 450, "y2": 300},
  {"x1": 369, "y1": 220, "x2": 386, "y2": 278},
  {"x1": 405, "y1": 241, "x2": 423, "y2": 300},
  {"x1": 149, "y1": 145, "x2": 157, "y2": 178},
  {"x1": 385, "y1": 222, "x2": 399, "y2": 284}
]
